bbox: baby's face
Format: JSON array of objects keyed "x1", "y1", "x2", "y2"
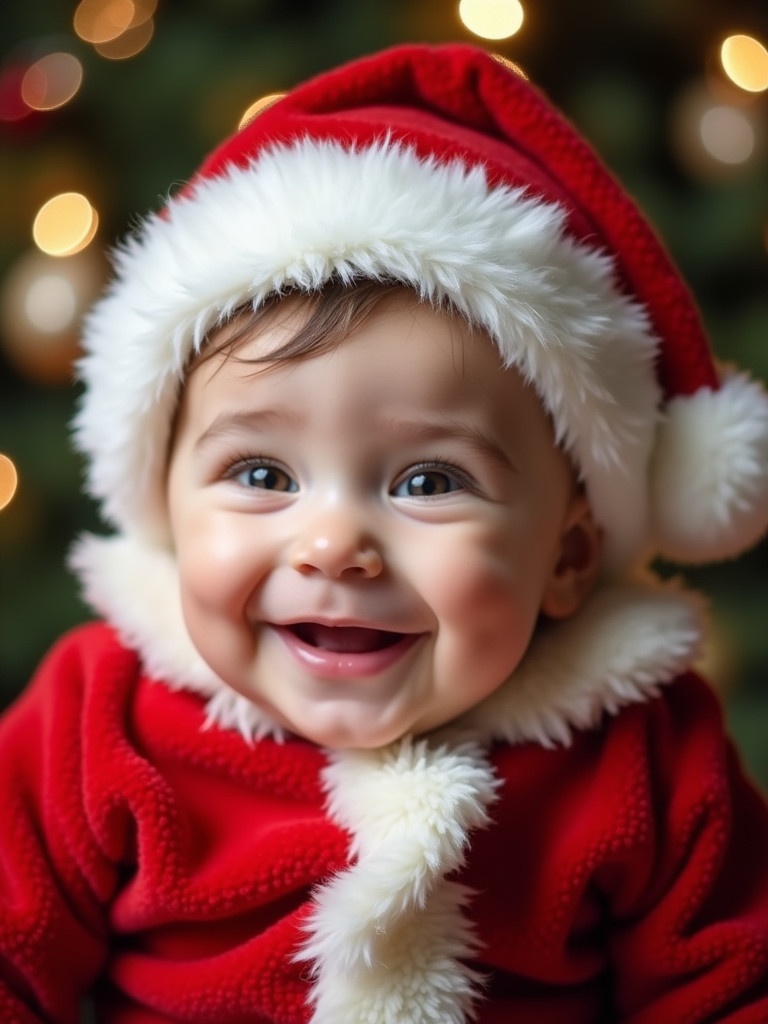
[{"x1": 166, "y1": 292, "x2": 596, "y2": 748}]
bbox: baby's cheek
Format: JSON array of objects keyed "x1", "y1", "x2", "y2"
[
  {"x1": 177, "y1": 515, "x2": 256, "y2": 610},
  {"x1": 426, "y1": 529, "x2": 519, "y2": 606}
]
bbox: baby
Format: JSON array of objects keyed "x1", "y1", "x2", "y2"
[{"x1": 2, "y1": 42, "x2": 768, "y2": 1024}]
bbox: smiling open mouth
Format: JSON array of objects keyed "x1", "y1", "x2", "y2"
[
  {"x1": 289, "y1": 623, "x2": 406, "y2": 654},
  {"x1": 274, "y1": 623, "x2": 422, "y2": 679}
]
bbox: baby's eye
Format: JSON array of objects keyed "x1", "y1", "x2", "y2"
[
  {"x1": 233, "y1": 462, "x2": 298, "y2": 492},
  {"x1": 392, "y1": 467, "x2": 464, "y2": 498}
]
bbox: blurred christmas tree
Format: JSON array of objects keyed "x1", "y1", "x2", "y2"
[{"x1": 1, "y1": 0, "x2": 767, "y2": 782}]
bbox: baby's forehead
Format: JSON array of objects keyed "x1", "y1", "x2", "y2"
[
  {"x1": 191, "y1": 282, "x2": 493, "y2": 382},
  {"x1": 179, "y1": 289, "x2": 553, "y2": 441}
]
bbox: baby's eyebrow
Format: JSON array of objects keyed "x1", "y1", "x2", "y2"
[
  {"x1": 193, "y1": 408, "x2": 304, "y2": 450},
  {"x1": 383, "y1": 417, "x2": 516, "y2": 473}
]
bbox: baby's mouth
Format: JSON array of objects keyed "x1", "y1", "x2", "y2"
[{"x1": 288, "y1": 623, "x2": 406, "y2": 654}]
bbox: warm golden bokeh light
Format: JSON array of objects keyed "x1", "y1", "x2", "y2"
[
  {"x1": 25, "y1": 275, "x2": 79, "y2": 334},
  {"x1": 74, "y1": 0, "x2": 135, "y2": 44},
  {"x1": 32, "y1": 193, "x2": 99, "y2": 257},
  {"x1": 0, "y1": 455, "x2": 19, "y2": 512},
  {"x1": 0, "y1": 247, "x2": 105, "y2": 384},
  {"x1": 238, "y1": 93, "x2": 285, "y2": 130},
  {"x1": 21, "y1": 53, "x2": 83, "y2": 112},
  {"x1": 94, "y1": 16, "x2": 154, "y2": 59},
  {"x1": 669, "y1": 80, "x2": 759, "y2": 181},
  {"x1": 74, "y1": 0, "x2": 156, "y2": 58},
  {"x1": 459, "y1": 0, "x2": 524, "y2": 40},
  {"x1": 699, "y1": 105, "x2": 755, "y2": 164},
  {"x1": 721, "y1": 34, "x2": 768, "y2": 93}
]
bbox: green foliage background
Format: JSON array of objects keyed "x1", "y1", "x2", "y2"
[{"x1": 1, "y1": 0, "x2": 767, "y2": 784}]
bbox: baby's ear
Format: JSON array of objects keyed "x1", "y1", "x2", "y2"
[{"x1": 540, "y1": 495, "x2": 603, "y2": 620}]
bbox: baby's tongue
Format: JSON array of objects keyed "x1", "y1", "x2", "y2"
[{"x1": 298, "y1": 624, "x2": 400, "y2": 653}]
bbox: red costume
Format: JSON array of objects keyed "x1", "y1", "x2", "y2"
[{"x1": 2, "y1": 586, "x2": 768, "y2": 1022}]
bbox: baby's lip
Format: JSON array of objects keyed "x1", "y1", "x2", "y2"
[{"x1": 270, "y1": 621, "x2": 425, "y2": 680}]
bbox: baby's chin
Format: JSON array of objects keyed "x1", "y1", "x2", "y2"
[
  {"x1": 280, "y1": 703, "x2": 428, "y2": 751},
  {"x1": 290, "y1": 719, "x2": 414, "y2": 751}
]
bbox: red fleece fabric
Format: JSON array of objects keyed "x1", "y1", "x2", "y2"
[{"x1": 1, "y1": 622, "x2": 768, "y2": 1022}]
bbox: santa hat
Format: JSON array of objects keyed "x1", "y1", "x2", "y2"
[{"x1": 72, "y1": 43, "x2": 768, "y2": 584}]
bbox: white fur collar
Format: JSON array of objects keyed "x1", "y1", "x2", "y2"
[
  {"x1": 70, "y1": 531, "x2": 704, "y2": 750},
  {"x1": 70, "y1": 530, "x2": 705, "y2": 1022}
]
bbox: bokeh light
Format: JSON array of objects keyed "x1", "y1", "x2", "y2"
[
  {"x1": 238, "y1": 93, "x2": 285, "y2": 130},
  {"x1": 699, "y1": 105, "x2": 755, "y2": 164},
  {"x1": 32, "y1": 193, "x2": 99, "y2": 257},
  {"x1": 0, "y1": 247, "x2": 105, "y2": 384},
  {"x1": 75, "y1": 0, "x2": 134, "y2": 43},
  {"x1": 458, "y1": 0, "x2": 524, "y2": 40},
  {"x1": 94, "y1": 16, "x2": 154, "y2": 60},
  {"x1": 0, "y1": 455, "x2": 19, "y2": 512},
  {"x1": 25, "y1": 275, "x2": 79, "y2": 334},
  {"x1": 721, "y1": 34, "x2": 768, "y2": 93},
  {"x1": 21, "y1": 53, "x2": 83, "y2": 112},
  {"x1": 670, "y1": 81, "x2": 760, "y2": 179},
  {"x1": 74, "y1": 0, "x2": 156, "y2": 58},
  {"x1": 74, "y1": 0, "x2": 155, "y2": 43}
]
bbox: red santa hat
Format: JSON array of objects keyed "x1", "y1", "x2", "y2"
[{"x1": 73, "y1": 42, "x2": 768, "y2": 578}]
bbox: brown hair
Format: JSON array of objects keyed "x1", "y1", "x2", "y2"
[{"x1": 197, "y1": 278, "x2": 426, "y2": 370}]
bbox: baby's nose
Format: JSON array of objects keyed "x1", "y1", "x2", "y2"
[{"x1": 288, "y1": 512, "x2": 383, "y2": 579}]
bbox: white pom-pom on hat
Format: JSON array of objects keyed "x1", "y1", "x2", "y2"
[{"x1": 652, "y1": 371, "x2": 768, "y2": 563}]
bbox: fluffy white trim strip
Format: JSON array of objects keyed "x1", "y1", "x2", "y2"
[
  {"x1": 73, "y1": 139, "x2": 660, "y2": 572},
  {"x1": 297, "y1": 739, "x2": 498, "y2": 1022}
]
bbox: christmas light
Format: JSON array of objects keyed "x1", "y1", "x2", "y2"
[
  {"x1": 74, "y1": 0, "x2": 134, "y2": 44},
  {"x1": 21, "y1": 53, "x2": 83, "y2": 112},
  {"x1": 32, "y1": 193, "x2": 99, "y2": 258},
  {"x1": 24, "y1": 275, "x2": 79, "y2": 334},
  {"x1": 0, "y1": 455, "x2": 18, "y2": 512},
  {"x1": 699, "y1": 105, "x2": 755, "y2": 164},
  {"x1": 74, "y1": 0, "x2": 156, "y2": 58},
  {"x1": 458, "y1": 0, "x2": 524, "y2": 40},
  {"x1": 670, "y1": 81, "x2": 760, "y2": 180},
  {"x1": 238, "y1": 94, "x2": 285, "y2": 130},
  {"x1": 721, "y1": 34, "x2": 768, "y2": 94},
  {"x1": 94, "y1": 17, "x2": 154, "y2": 60},
  {"x1": 0, "y1": 248, "x2": 105, "y2": 384}
]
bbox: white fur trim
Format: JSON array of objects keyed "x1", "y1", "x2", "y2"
[
  {"x1": 457, "y1": 579, "x2": 705, "y2": 746},
  {"x1": 69, "y1": 532, "x2": 285, "y2": 741},
  {"x1": 73, "y1": 139, "x2": 660, "y2": 573},
  {"x1": 651, "y1": 371, "x2": 768, "y2": 562},
  {"x1": 70, "y1": 531, "x2": 705, "y2": 750},
  {"x1": 296, "y1": 739, "x2": 498, "y2": 1022}
]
